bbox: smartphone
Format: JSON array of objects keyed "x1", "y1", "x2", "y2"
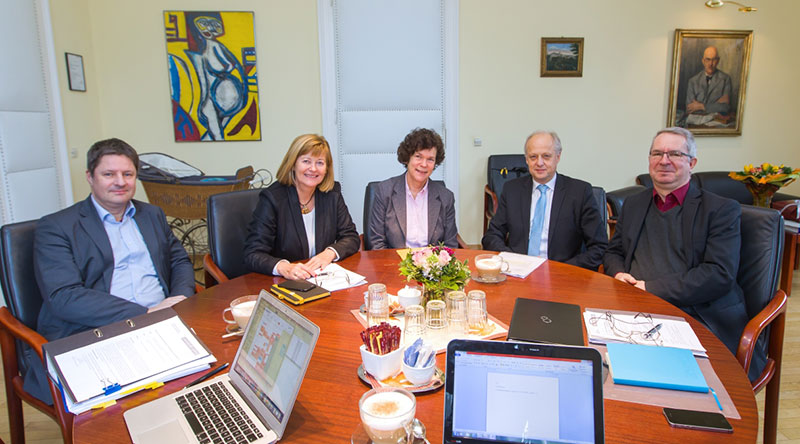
[
  {"x1": 663, "y1": 408, "x2": 733, "y2": 433},
  {"x1": 281, "y1": 279, "x2": 316, "y2": 292}
]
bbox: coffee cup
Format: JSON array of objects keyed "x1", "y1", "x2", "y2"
[
  {"x1": 222, "y1": 295, "x2": 258, "y2": 330},
  {"x1": 396, "y1": 285, "x2": 422, "y2": 308},
  {"x1": 474, "y1": 254, "x2": 509, "y2": 281},
  {"x1": 359, "y1": 387, "x2": 416, "y2": 444}
]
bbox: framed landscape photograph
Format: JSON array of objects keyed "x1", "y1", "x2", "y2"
[
  {"x1": 667, "y1": 29, "x2": 753, "y2": 136},
  {"x1": 541, "y1": 37, "x2": 584, "y2": 77}
]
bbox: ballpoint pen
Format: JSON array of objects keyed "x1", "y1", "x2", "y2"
[
  {"x1": 643, "y1": 323, "x2": 662, "y2": 339},
  {"x1": 184, "y1": 363, "x2": 229, "y2": 389}
]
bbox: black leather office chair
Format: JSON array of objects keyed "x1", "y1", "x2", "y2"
[
  {"x1": 605, "y1": 185, "x2": 646, "y2": 238},
  {"x1": 736, "y1": 205, "x2": 787, "y2": 444},
  {"x1": 636, "y1": 171, "x2": 798, "y2": 204},
  {"x1": 203, "y1": 188, "x2": 262, "y2": 287},
  {"x1": 590, "y1": 186, "x2": 608, "y2": 238},
  {"x1": 362, "y1": 181, "x2": 380, "y2": 251},
  {"x1": 0, "y1": 220, "x2": 74, "y2": 444},
  {"x1": 484, "y1": 155, "x2": 529, "y2": 234}
]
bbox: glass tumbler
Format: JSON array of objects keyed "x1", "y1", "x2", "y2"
[
  {"x1": 446, "y1": 291, "x2": 468, "y2": 337},
  {"x1": 425, "y1": 300, "x2": 447, "y2": 346},
  {"x1": 367, "y1": 283, "x2": 390, "y2": 326},
  {"x1": 467, "y1": 290, "x2": 489, "y2": 334},
  {"x1": 403, "y1": 304, "x2": 425, "y2": 346}
]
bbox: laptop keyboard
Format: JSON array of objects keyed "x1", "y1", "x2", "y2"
[{"x1": 176, "y1": 381, "x2": 264, "y2": 444}]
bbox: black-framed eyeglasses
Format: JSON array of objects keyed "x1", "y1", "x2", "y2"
[{"x1": 649, "y1": 150, "x2": 693, "y2": 161}]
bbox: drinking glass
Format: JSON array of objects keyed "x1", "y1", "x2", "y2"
[
  {"x1": 358, "y1": 387, "x2": 416, "y2": 444},
  {"x1": 403, "y1": 305, "x2": 425, "y2": 346},
  {"x1": 425, "y1": 300, "x2": 447, "y2": 347},
  {"x1": 446, "y1": 291, "x2": 468, "y2": 337},
  {"x1": 467, "y1": 290, "x2": 489, "y2": 334},
  {"x1": 367, "y1": 283, "x2": 390, "y2": 326}
]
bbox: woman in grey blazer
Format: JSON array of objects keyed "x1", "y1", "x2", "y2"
[
  {"x1": 367, "y1": 128, "x2": 458, "y2": 250},
  {"x1": 244, "y1": 134, "x2": 359, "y2": 280}
]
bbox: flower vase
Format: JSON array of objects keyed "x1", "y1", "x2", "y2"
[
  {"x1": 420, "y1": 284, "x2": 444, "y2": 307},
  {"x1": 744, "y1": 182, "x2": 780, "y2": 208}
]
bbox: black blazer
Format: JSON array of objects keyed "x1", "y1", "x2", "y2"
[
  {"x1": 481, "y1": 173, "x2": 607, "y2": 270},
  {"x1": 244, "y1": 181, "x2": 359, "y2": 274},
  {"x1": 603, "y1": 184, "x2": 748, "y2": 354}
]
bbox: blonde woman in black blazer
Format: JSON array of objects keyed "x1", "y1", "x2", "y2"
[{"x1": 244, "y1": 134, "x2": 359, "y2": 279}]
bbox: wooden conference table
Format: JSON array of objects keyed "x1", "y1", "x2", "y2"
[{"x1": 72, "y1": 249, "x2": 758, "y2": 443}]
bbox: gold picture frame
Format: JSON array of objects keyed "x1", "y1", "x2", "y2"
[
  {"x1": 540, "y1": 37, "x2": 584, "y2": 77},
  {"x1": 667, "y1": 29, "x2": 753, "y2": 136}
]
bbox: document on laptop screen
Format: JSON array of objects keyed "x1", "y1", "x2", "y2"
[{"x1": 451, "y1": 351, "x2": 596, "y2": 444}]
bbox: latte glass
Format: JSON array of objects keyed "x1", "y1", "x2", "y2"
[{"x1": 359, "y1": 387, "x2": 416, "y2": 444}]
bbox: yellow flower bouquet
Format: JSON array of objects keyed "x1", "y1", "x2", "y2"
[{"x1": 729, "y1": 163, "x2": 800, "y2": 207}]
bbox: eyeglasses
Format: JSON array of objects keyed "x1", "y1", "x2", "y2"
[
  {"x1": 649, "y1": 150, "x2": 693, "y2": 161},
  {"x1": 587, "y1": 311, "x2": 664, "y2": 347}
]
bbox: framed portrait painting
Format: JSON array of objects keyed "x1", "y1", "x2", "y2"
[
  {"x1": 541, "y1": 37, "x2": 584, "y2": 77},
  {"x1": 667, "y1": 29, "x2": 753, "y2": 136}
]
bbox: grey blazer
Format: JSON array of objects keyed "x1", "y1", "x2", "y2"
[{"x1": 367, "y1": 174, "x2": 458, "y2": 249}]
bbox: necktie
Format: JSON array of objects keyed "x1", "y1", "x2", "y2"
[{"x1": 527, "y1": 184, "x2": 548, "y2": 256}]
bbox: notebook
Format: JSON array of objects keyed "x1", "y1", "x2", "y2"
[
  {"x1": 444, "y1": 339, "x2": 604, "y2": 444},
  {"x1": 270, "y1": 280, "x2": 330, "y2": 305},
  {"x1": 506, "y1": 298, "x2": 585, "y2": 346},
  {"x1": 606, "y1": 342, "x2": 709, "y2": 393},
  {"x1": 124, "y1": 290, "x2": 320, "y2": 444}
]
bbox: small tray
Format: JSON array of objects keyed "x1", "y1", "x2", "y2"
[
  {"x1": 357, "y1": 365, "x2": 444, "y2": 394},
  {"x1": 471, "y1": 274, "x2": 507, "y2": 284}
]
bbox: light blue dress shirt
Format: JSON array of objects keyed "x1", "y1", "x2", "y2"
[{"x1": 91, "y1": 196, "x2": 166, "y2": 308}]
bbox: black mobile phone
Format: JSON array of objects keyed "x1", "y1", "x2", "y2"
[
  {"x1": 663, "y1": 408, "x2": 733, "y2": 433},
  {"x1": 281, "y1": 279, "x2": 315, "y2": 292}
]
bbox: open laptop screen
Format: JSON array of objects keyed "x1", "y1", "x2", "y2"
[
  {"x1": 444, "y1": 340, "x2": 603, "y2": 444},
  {"x1": 232, "y1": 293, "x2": 318, "y2": 427}
]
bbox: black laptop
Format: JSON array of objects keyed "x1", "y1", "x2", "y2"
[
  {"x1": 506, "y1": 298, "x2": 584, "y2": 346},
  {"x1": 444, "y1": 339, "x2": 604, "y2": 443}
]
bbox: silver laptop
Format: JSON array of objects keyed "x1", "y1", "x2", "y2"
[{"x1": 125, "y1": 290, "x2": 320, "y2": 444}]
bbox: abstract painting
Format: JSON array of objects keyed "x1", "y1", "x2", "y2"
[{"x1": 164, "y1": 11, "x2": 261, "y2": 142}]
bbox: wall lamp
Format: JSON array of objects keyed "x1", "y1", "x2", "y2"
[{"x1": 705, "y1": 0, "x2": 757, "y2": 12}]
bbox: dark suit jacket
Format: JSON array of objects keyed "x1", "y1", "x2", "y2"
[
  {"x1": 367, "y1": 174, "x2": 458, "y2": 249},
  {"x1": 28, "y1": 196, "x2": 195, "y2": 402},
  {"x1": 244, "y1": 181, "x2": 359, "y2": 274},
  {"x1": 603, "y1": 185, "x2": 748, "y2": 354},
  {"x1": 481, "y1": 173, "x2": 607, "y2": 270}
]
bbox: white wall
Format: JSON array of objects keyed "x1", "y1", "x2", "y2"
[
  {"x1": 48, "y1": 0, "x2": 800, "y2": 244},
  {"x1": 459, "y1": 0, "x2": 800, "y2": 243}
]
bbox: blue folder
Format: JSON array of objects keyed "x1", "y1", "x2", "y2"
[{"x1": 606, "y1": 343, "x2": 709, "y2": 393}]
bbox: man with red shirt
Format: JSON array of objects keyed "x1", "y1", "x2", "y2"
[{"x1": 603, "y1": 127, "x2": 747, "y2": 359}]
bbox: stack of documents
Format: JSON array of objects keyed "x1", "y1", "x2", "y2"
[
  {"x1": 307, "y1": 263, "x2": 367, "y2": 292},
  {"x1": 498, "y1": 251, "x2": 546, "y2": 278},
  {"x1": 606, "y1": 342, "x2": 709, "y2": 393},
  {"x1": 44, "y1": 308, "x2": 216, "y2": 414},
  {"x1": 583, "y1": 308, "x2": 707, "y2": 357}
]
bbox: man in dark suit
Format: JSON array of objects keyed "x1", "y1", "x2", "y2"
[
  {"x1": 27, "y1": 138, "x2": 195, "y2": 403},
  {"x1": 481, "y1": 131, "x2": 607, "y2": 270},
  {"x1": 604, "y1": 127, "x2": 747, "y2": 356}
]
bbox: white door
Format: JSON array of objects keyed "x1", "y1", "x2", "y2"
[
  {"x1": 318, "y1": 0, "x2": 458, "y2": 233},
  {"x1": 0, "y1": 0, "x2": 72, "y2": 225}
]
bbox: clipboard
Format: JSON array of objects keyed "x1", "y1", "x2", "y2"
[{"x1": 43, "y1": 308, "x2": 216, "y2": 414}]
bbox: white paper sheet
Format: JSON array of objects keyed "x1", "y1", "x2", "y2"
[
  {"x1": 498, "y1": 252, "x2": 546, "y2": 278},
  {"x1": 307, "y1": 263, "x2": 367, "y2": 292}
]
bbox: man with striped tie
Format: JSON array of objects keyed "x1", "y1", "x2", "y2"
[{"x1": 481, "y1": 131, "x2": 607, "y2": 270}]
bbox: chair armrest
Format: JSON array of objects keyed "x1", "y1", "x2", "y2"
[
  {"x1": 0, "y1": 307, "x2": 47, "y2": 362},
  {"x1": 484, "y1": 185, "x2": 499, "y2": 216},
  {"x1": 203, "y1": 253, "x2": 229, "y2": 288},
  {"x1": 457, "y1": 234, "x2": 470, "y2": 249},
  {"x1": 736, "y1": 289, "x2": 787, "y2": 390}
]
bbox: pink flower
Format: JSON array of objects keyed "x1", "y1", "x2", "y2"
[{"x1": 437, "y1": 250, "x2": 451, "y2": 266}]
